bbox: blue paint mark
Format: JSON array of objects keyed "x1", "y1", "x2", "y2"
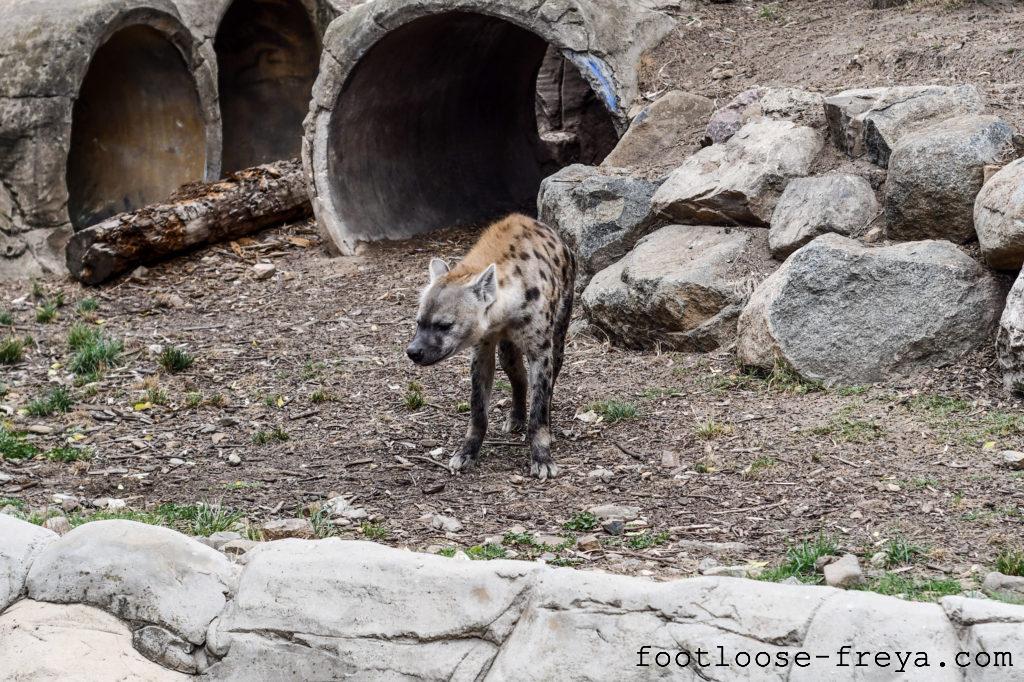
[{"x1": 576, "y1": 54, "x2": 618, "y2": 114}]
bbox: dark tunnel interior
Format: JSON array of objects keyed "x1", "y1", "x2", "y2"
[
  {"x1": 327, "y1": 12, "x2": 620, "y2": 243},
  {"x1": 67, "y1": 25, "x2": 207, "y2": 230},
  {"x1": 215, "y1": 0, "x2": 320, "y2": 174}
]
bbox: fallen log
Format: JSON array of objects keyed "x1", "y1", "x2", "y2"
[{"x1": 66, "y1": 159, "x2": 312, "y2": 285}]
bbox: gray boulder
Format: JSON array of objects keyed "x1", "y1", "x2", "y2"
[
  {"x1": 651, "y1": 120, "x2": 822, "y2": 226},
  {"x1": 582, "y1": 224, "x2": 774, "y2": 351},
  {"x1": 0, "y1": 514, "x2": 57, "y2": 611},
  {"x1": 981, "y1": 572, "x2": 1024, "y2": 601},
  {"x1": 976, "y1": 158, "x2": 1024, "y2": 270},
  {"x1": 26, "y1": 520, "x2": 235, "y2": 645},
  {"x1": 705, "y1": 87, "x2": 825, "y2": 145},
  {"x1": 885, "y1": 115, "x2": 1019, "y2": 243},
  {"x1": 997, "y1": 270, "x2": 1024, "y2": 394},
  {"x1": 824, "y1": 85, "x2": 985, "y2": 167},
  {"x1": 737, "y1": 234, "x2": 1004, "y2": 384},
  {"x1": 206, "y1": 539, "x2": 543, "y2": 680},
  {"x1": 769, "y1": 174, "x2": 879, "y2": 259},
  {"x1": 539, "y1": 164, "x2": 663, "y2": 289},
  {"x1": 602, "y1": 90, "x2": 714, "y2": 170},
  {"x1": 0, "y1": 600, "x2": 187, "y2": 681}
]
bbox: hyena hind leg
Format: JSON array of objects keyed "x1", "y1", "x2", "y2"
[
  {"x1": 450, "y1": 341, "x2": 496, "y2": 473},
  {"x1": 498, "y1": 340, "x2": 527, "y2": 434},
  {"x1": 527, "y1": 351, "x2": 558, "y2": 480}
]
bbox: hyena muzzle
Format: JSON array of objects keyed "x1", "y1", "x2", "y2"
[{"x1": 405, "y1": 214, "x2": 575, "y2": 480}]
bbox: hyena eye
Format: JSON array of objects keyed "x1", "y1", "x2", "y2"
[{"x1": 434, "y1": 322, "x2": 453, "y2": 332}]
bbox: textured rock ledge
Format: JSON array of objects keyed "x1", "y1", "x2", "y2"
[{"x1": 1, "y1": 514, "x2": 1022, "y2": 680}]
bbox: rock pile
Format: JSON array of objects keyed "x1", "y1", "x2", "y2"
[{"x1": 564, "y1": 83, "x2": 1022, "y2": 386}]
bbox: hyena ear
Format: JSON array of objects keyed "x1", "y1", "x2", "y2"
[
  {"x1": 471, "y1": 264, "x2": 498, "y2": 304},
  {"x1": 428, "y1": 258, "x2": 450, "y2": 283}
]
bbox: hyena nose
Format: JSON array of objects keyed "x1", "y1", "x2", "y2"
[{"x1": 406, "y1": 346, "x2": 424, "y2": 363}]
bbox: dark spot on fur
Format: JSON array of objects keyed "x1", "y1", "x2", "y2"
[
  {"x1": 540, "y1": 339, "x2": 551, "y2": 350},
  {"x1": 525, "y1": 287, "x2": 540, "y2": 302},
  {"x1": 514, "y1": 265, "x2": 523, "y2": 276}
]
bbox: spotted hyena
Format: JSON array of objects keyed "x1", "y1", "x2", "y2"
[{"x1": 405, "y1": 214, "x2": 575, "y2": 479}]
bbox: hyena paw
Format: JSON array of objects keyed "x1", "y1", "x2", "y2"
[
  {"x1": 449, "y1": 449, "x2": 479, "y2": 473},
  {"x1": 501, "y1": 416, "x2": 527, "y2": 435},
  {"x1": 530, "y1": 459, "x2": 559, "y2": 481}
]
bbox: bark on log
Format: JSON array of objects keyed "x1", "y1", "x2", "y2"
[{"x1": 66, "y1": 159, "x2": 312, "y2": 285}]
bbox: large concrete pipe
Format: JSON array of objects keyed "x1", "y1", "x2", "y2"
[
  {"x1": 304, "y1": 0, "x2": 675, "y2": 255},
  {"x1": 172, "y1": 0, "x2": 357, "y2": 174},
  {"x1": 0, "y1": 0, "x2": 220, "y2": 279}
]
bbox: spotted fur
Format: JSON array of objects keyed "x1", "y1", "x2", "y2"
[{"x1": 405, "y1": 214, "x2": 575, "y2": 480}]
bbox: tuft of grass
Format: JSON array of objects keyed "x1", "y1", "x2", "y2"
[
  {"x1": 807, "y1": 406, "x2": 884, "y2": 443},
  {"x1": 834, "y1": 385, "x2": 869, "y2": 397},
  {"x1": 158, "y1": 347, "x2": 194, "y2": 373},
  {"x1": 0, "y1": 337, "x2": 25, "y2": 365},
  {"x1": 77, "y1": 298, "x2": 99, "y2": 315},
  {"x1": 252, "y1": 427, "x2": 289, "y2": 445},
  {"x1": 146, "y1": 502, "x2": 241, "y2": 536},
  {"x1": 996, "y1": 549, "x2": 1024, "y2": 577},
  {"x1": 35, "y1": 302, "x2": 58, "y2": 323},
  {"x1": 310, "y1": 389, "x2": 336, "y2": 404},
  {"x1": 759, "y1": 2, "x2": 781, "y2": 20},
  {"x1": 207, "y1": 393, "x2": 227, "y2": 408},
  {"x1": 760, "y1": 534, "x2": 839, "y2": 584},
  {"x1": 437, "y1": 547, "x2": 458, "y2": 558},
  {"x1": 263, "y1": 393, "x2": 285, "y2": 408},
  {"x1": 145, "y1": 386, "x2": 169, "y2": 406},
  {"x1": 695, "y1": 418, "x2": 732, "y2": 440},
  {"x1": 404, "y1": 381, "x2": 426, "y2": 411},
  {"x1": 67, "y1": 323, "x2": 100, "y2": 351},
  {"x1": 563, "y1": 511, "x2": 598, "y2": 532},
  {"x1": 0, "y1": 427, "x2": 39, "y2": 460},
  {"x1": 626, "y1": 531, "x2": 670, "y2": 550},
  {"x1": 223, "y1": 480, "x2": 261, "y2": 491},
  {"x1": 46, "y1": 446, "x2": 92, "y2": 463},
  {"x1": 361, "y1": 522, "x2": 390, "y2": 540},
  {"x1": 884, "y1": 535, "x2": 924, "y2": 568},
  {"x1": 455, "y1": 401, "x2": 470, "y2": 414},
  {"x1": 69, "y1": 334, "x2": 123, "y2": 380},
  {"x1": 910, "y1": 394, "x2": 971, "y2": 417},
  {"x1": 744, "y1": 455, "x2": 776, "y2": 478},
  {"x1": 641, "y1": 387, "x2": 685, "y2": 399},
  {"x1": 502, "y1": 531, "x2": 538, "y2": 547},
  {"x1": 185, "y1": 392, "x2": 203, "y2": 408},
  {"x1": 861, "y1": 574, "x2": 961, "y2": 602},
  {"x1": 25, "y1": 386, "x2": 73, "y2": 417},
  {"x1": 707, "y1": 362, "x2": 823, "y2": 395},
  {"x1": 0, "y1": 311, "x2": 12, "y2": 326},
  {"x1": 309, "y1": 508, "x2": 337, "y2": 539},
  {"x1": 493, "y1": 379, "x2": 513, "y2": 393},
  {"x1": 589, "y1": 400, "x2": 638, "y2": 423},
  {"x1": 466, "y1": 543, "x2": 507, "y2": 560}
]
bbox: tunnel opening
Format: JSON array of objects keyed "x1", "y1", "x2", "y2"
[
  {"x1": 215, "y1": 0, "x2": 320, "y2": 174},
  {"x1": 326, "y1": 11, "x2": 620, "y2": 245},
  {"x1": 67, "y1": 25, "x2": 207, "y2": 230}
]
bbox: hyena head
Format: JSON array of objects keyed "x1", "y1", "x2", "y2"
[{"x1": 406, "y1": 258, "x2": 497, "y2": 367}]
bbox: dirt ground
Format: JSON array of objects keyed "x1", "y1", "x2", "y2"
[
  {"x1": 3, "y1": 0, "x2": 1024, "y2": 597},
  {"x1": 2, "y1": 220, "x2": 1023, "y2": 593},
  {"x1": 641, "y1": 0, "x2": 1024, "y2": 131}
]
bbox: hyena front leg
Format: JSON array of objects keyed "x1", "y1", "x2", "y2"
[
  {"x1": 498, "y1": 340, "x2": 527, "y2": 434},
  {"x1": 527, "y1": 350, "x2": 558, "y2": 480},
  {"x1": 449, "y1": 340, "x2": 496, "y2": 473}
]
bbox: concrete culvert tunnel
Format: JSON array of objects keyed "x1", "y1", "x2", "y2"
[
  {"x1": 68, "y1": 25, "x2": 209, "y2": 230},
  {"x1": 0, "y1": 0, "x2": 220, "y2": 278},
  {"x1": 304, "y1": 0, "x2": 675, "y2": 255},
  {"x1": 214, "y1": 0, "x2": 321, "y2": 173}
]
